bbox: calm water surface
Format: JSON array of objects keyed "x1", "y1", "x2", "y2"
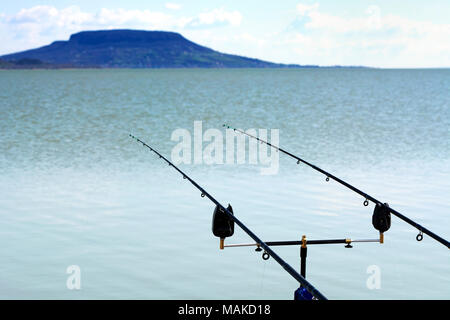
[{"x1": 0, "y1": 69, "x2": 449, "y2": 299}]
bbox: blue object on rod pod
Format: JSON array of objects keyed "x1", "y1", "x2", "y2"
[{"x1": 294, "y1": 286, "x2": 314, "y2": 300}]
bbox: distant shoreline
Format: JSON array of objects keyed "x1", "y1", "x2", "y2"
[
  {"x1": 2, "y1": 66, "x2": 450, "y2": 70},
  {"x1": 1, "y1": 57, "x2": 448, "y2": 70},
  {"x1": 0, "y1": 66, "x2": 372, "y2": 70},
  {"x1": 0, "y1": 58, "x2": 371, "y2": 70}
]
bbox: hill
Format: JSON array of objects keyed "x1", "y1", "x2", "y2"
[{"x1": 1, "y1": 29, "x2": 312, "y2": 68}]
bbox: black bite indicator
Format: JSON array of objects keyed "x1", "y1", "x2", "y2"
[
  {"x1": 212, "y1": 204, "x2": 235, "y2": 249},
  {"x1": 372, "y1": 203, "x2": 391, "y2": 243},
  {"x1": 372, "y1": 203, "x2": 391, "y2": 233}
]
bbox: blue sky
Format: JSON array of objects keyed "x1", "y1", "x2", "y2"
[{"x1": 1, "y1": 1, "x2": 449, "y2": 67}]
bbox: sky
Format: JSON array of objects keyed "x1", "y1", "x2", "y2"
[{"x1": 0, "y1": 1, "x2": 449, "y2": 68}]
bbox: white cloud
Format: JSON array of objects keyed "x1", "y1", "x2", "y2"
[
  {"x1": 165, "y1": 3, "x2": 181, "y2": 10},
  {"x1": 9, "y1": 5, "x2": 58, "y2": 24},
  {"x1": 296, "y1": 2, "x2": 319, "y2": 16},
  {"x1": 95, "y1": 8, "x2": 179, "y2": 28},
  {"x1": 282, "y1": 2, "x2": 450, "y2": 67},
  {"x1": 5, "y1": 5, "x2": 242, "y2": 29},
  {"x1": 188, "y1": 8, "x2": 242, "y2": 27}
]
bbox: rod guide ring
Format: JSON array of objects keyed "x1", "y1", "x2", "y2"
[{"x1": 416, "y1": 232, "x2": 423, "y2": 241}]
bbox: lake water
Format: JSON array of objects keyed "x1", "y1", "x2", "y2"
[{"x1": 0, "y1": 68, "x2": 449, "y2": 299}]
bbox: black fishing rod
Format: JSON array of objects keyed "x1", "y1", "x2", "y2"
[
  {"x1": 223, "y1": 124, "x2": 450, "y2": 250},
  {"x1": 129, "y1": 134, "x2": 327, "y2": 300}
]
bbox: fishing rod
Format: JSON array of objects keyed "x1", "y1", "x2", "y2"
[
  {"x1": 129, "y1": 134, "x2": 327, "y2": 300},
  {"x1": 223, "y1": 124, "x2": 450, "y2": 249}
]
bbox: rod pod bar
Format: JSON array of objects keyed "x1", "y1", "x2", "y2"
[
  {"x1": 129, "y1": 134, "x2": 327, "y2": 300},
  {"x1": 223, "y1": 125, "x2": 449, "y2": 249},
  {"x1": 223, "y1": 237, "x2": 381, "y2": 248}
]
